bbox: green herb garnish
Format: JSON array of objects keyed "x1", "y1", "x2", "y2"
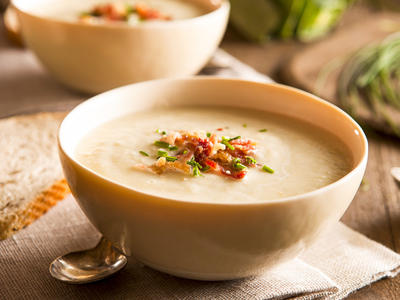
[
  {"x1": 157, "y1": 150, "x2": 177, "y2": 162},
  {"x1": 262, "y1": 165, "x2": 274, "y2": 174},
  {"x1": 232, "y1": 158, "x2": 246, "y2": 169},
  {"x1": 193, "y1": 165, "x2": 201, "y2": 176},
  {"x1": 154, "y1": 140, "x2": 178, "y2": 151},
  {"x1": 259, "y1": 129, "x2": 268, "y2": 132},
  {"x1": 206, "y1": 132, "x2": 211, "y2": 138},
  {"x1": 182, "y1": 149, "x2": 188, "y2": 154},
  {"x1": 245, "y1": 156, "x2": 257, "y2": 164},
  {"x1": 155, "y1": 129, "x2": 167, "y2": 135},
  {"x1": 221, "y1": 137, "x2": 235, "y2": 150},
  {"x1": 154, "y1": 140, "x2": 170, "y2": 148},
  {"x1": 186, "y1": 157, "x2": 203, "y2": 177},
  {"x1": 165, "y1": 156, "x2": 178, "y2": 162},
  {"x1": 157, "y1": 150, "x2": 168, "y2": 157},
  {"x1": 335, "y1": 32, "x2": 400, "y2": 137},
  {"x1": 186, "y1": 157, "x2": 202, "y2": 168},
  {"x1": 228, "y1": 136, "x2": 241, "y2": 141},
  {"x1": 126, "y1": 4, "x2": 136, "y2": 14},
  {"x1": 232, "y1": 158, "x2": 247, "y2": 170},
  {"x1": 139, "y1": 151, "x2": 149, "y2": 157}
]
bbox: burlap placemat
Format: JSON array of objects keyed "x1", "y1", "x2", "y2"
[{"x1": 1, "y1": 31, "x2": 400, "y2": 298}]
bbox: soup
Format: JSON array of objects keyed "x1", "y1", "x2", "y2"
[
  {"x1": 32, "y1": 0, "x2": 208, "y2": 23},
  {"x1": 76, "y1": 106, "x2": 352, "y2": 203}
]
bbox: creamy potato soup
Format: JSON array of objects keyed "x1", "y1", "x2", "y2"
[
  {"x1": 33, "y1": 0, "x2": 207, "y2": 23},
  {"x1": 76, "y1": 107, "x2": 352, "y2": 203}
]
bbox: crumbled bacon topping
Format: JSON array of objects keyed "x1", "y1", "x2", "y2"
[
  {"x1": 146, "y1": 130, "x2": 258, "y2": 180},
  {"x1": 79, "y1": 2, "x2": 171, "y2": 24}
]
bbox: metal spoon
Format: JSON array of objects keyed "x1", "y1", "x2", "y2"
[{"x1": 49, "y1": 237, "x2": 127, "y2": 284}]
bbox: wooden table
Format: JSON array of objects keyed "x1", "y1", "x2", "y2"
[{"x1": 222, "y1": 8, "x2": 400, "y2": 299}]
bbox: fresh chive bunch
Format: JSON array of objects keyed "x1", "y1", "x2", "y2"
[{"x1": 338, "y1": 32, "x2": 400, "y2": 137}]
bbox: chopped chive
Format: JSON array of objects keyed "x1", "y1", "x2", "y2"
[
  {"x1": 126, "y1": 4, "x2": 135, "y2": 14},
  {"x1": 245, "y1": 156, "x2": 257, "y2": 164},
  {"x1": 168, "y1": 145, "x2": 178, "y2": 151},
  {"x1": 222, "y1": 140, "x2": 234, "y2": 150},
  {"x1": 154, "y1": 140, "x2": 170, "y2": 148},
  {"x1": 235, "y1": 163, "x2": 247, "y2": 170},
  {"x1": 232, "y1": 158, "x2": 241, "y2": 164},
  {"x1": 259, "y1": 129, "x2": 268, "y2": 132},
  {"x1": 193, "y1": 165, "x2": 201, "y2": 177},
  {"x1": 206, "y1": 132, "x2": 211, "y2": 138},
  {"x1": 221, "y1": 137, "x2": 235, "y2": 150},
  {"x1": 228, "y1": 136, "x2": 241, "y2": 141},
  {"x1": 186, "y1": 157, "x2": 202, "y2": 168},
  {"x1": 232, "y1": 158, "x2": 247, "y2": 170},
  {"x1": 155, "y1": 129, "x2": 167, "y2": 135},
  {"x1": 139, "y1": 151, "x2": 149, "y2": 157},
  {"x1": 243, "y1": 124, "x2": 247, "y2": 128},
  {"x1": 157, "y1": 150, "x2": 168, "y2": 157},
  {"x1": 165, "y1": 156, "x2": 178, "y2": 162},
  {"x1": 183, "y1": 149, "x2": 188, "y2": 154},
  {"x1": 262, "y1": 165, "x2": 274, "y2": 174},
  {"x1": 157, "y1": 150, "x2": 177, "y2": 162},
  {"x1": 187, "y1": 157, "x2": 203, "y2": 176}
]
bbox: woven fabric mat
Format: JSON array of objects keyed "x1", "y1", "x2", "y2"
[{"x1": 1, "y1": 33, "x2": 400, "y2": 299}]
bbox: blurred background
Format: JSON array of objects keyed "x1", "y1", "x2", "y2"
[
  {"x1": 3, "y1": 0, "x2": 400, "y2": 136},
  {"x1": 224, "y1": 0, "x2": 400, "y2": 137}
]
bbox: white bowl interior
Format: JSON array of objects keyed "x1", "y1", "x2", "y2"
[{"x1": 60, "y1": 78, "x2": 367, "y2": 174}]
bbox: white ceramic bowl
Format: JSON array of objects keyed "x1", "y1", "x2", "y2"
[
  {"x1": 12, "y1": 0, "x2": 229, "y2": 93},
  {"x1": 58, "y1": 78, "x2": 368, "y2": 280}
]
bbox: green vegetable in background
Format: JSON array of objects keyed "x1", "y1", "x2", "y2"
[
  {"x1": 229, "y1": 0, "x2": 281, "y2": 42},
  {"x1": 338, "y1": 32, "x2": 400, "y2": 136},
  {"x1": 229, "y1": 0, "x2": 354, "y2": 42}
]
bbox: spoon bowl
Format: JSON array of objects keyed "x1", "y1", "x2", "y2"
[{"x1": 50, "y1": 237, "x2": 127, "y2": 284}]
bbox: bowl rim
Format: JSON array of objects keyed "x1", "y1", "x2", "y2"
[
  {"x1": 58, "y1": 77, "x2": 368, "y2": 206},
  {"x1": 11, "y1": 0, "x2": 230, "y2": 30}
]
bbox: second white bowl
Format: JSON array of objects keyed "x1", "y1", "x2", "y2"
[{"x1": 12, "y1": 0, "x2": 230, "y2": 93}]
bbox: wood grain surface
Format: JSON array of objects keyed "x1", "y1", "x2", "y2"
[{"x1": 222, "y1": 7, "x2": 400, "y2": 300}]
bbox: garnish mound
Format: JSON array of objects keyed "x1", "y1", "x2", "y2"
[
  {"x1": 79, "y1": 2, "x2": 171, "y2": 24},
  {"x1": 135, "y1": 130, "x2": 271, "y2": 180}
]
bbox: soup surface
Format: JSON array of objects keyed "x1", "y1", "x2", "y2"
[
  {"x1": 76, "y1": 106, "x2": 352, "y2": 203},
  {"x1": 32, "y1": 0, "x2": 207, "y2": 22}
]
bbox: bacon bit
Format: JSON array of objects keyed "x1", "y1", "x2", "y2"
[
  {"x1": 233, "y1": 170, "x2": 247, "y2": 179},
  {"x1": 160, "y1": 131, "x2": 181, "y2": 145},
  {"x1": 136, "y1": 3, "x2": 171, "y2": 20},
  {"x1": 91, "y1": 3, "x2": 127, "y2": 21},
  {"x1": 216, "y1": 128, "x2": 223, "y2": 131},
  {"x1": 204, "y1": 159, "x2": 217, "y2": 169}
]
